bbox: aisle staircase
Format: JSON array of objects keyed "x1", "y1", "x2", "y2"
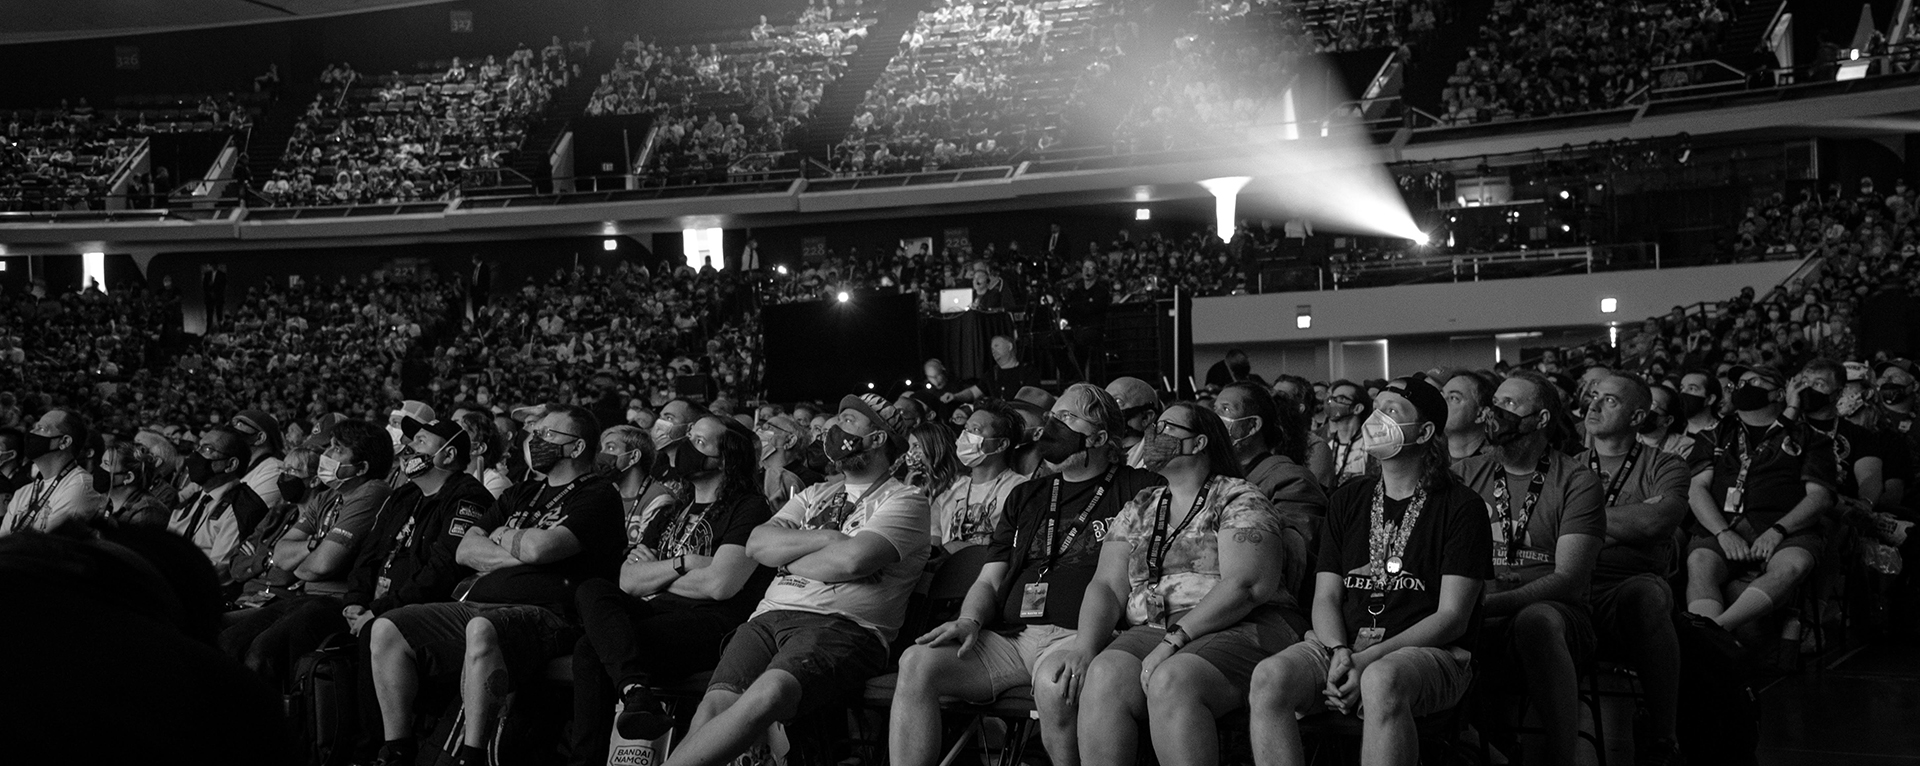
[
  {"x1": 797, "y1": 0, "x2": 940, "y2": 162},
  {"x1": 241, "y1": 82, "x2": 316, "y2": 191},
  {"x1": 1713, "y1": 0, "x2": 1785, "y2": 64},
  {"x1": 1398, "y1": 0, "x2": 1496, "y2": 116},
  {"x1": 511, "y1": 46, "x2": 615, "y2": 190}
]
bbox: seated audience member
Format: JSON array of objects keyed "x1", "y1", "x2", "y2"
[
  {"x1": 973, "y1": 335, "x2": 1042, "y2": 402},
  {"x1": 930, "y1": 401, "x2": 1027, "y2": 550},
  {"x1": 1105, "y1": 376, "x2": 1160, "y2": 470},
  {"x1": 1272, "y1": 376, "x2": 1335, "y2": 487},
  {"x1": 1322, "y1": 380, "x2": 1370, "y2": 487},
  {"x1": 1453, "y1": 371, "x2": 1604, "y2": 766},
  {"x1": 1678, "y1": 370, "x2": 1724, "y2": 436},
  {"x1": 169, "y1": 427, "x2": 269, "y2": 576},
  {"x1": 1685, "y1": 365, "x2": 1836, "y2": 632},
  {"x1": 2, "y1": 409, "x2": 105, "y2": 534},
  {"x1": 1641, "y1": 384, "x2": 1704, "y2": 467},
  {"x1": 219, "y1": 421, "x2": 394, "y2": 686},
  {"x1": 1442, "y1": 370, "x2": 1495, "y2": 462},
  {"x1": 569, "y1": 415, "x2": 774, "y2": 765},
  {"x1": 904, "y1": 421, "x2": 963, "y2": 510},
  {"x1": 756, "y1": 414, "x2": 821, "y2": 507},
  {"x1": 1214, "y1": 382, "x2": 1327, "y2": 517},
  {"x1": 661, "y1": 394, "x2": 929, "y2": 766},
  {"x1": 1249, "y1": 376, "x2": 1491, "y2": 766},
  {"x1": 98, "y1": 440, "x2": 171, "y2": 528},
  {"x1": 1788, "y1": 359, "x2": 1889, "y2": 505},
  {"x1": 1575, "y1": 374, "x2": 1691, "y2": 764},
  {"x1": 893, "y1": 385, "x2": 1163, "y2": 766},
  {"x1": 215, "y1": 448, "x2": 317, "y2": 647},
  {"x1": 231, "y1": 409, "x2": 288, "y2": 508},
  {"x1": 1075, "y1": 402, "x2": 1300, "y2": 766},
  {"x1": 0, "y1": 427, "x2": 29, "y2": 508},
  {"x1": 339, "y1": 415, "x2": 494, "y2": 762},
  {"x1": 369, "y1": 405, "x2": 622, "y2": 766},
  {"x1": 456, "y1": 410, "x2": 514, "y2": 497},
  {"x1": 651, "y1": 398, "x2": 706, "y2": 451}
]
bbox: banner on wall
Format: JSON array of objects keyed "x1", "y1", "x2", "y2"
[
  {"x1": 114, "y1": 46, "x2": 140, "y2": 70},
  {"x1": 801, "y1": 236, "x2": 828, "y2": 263},
  {"x1": 450, "y1": 10, "x2": 474, "y2": 33}
]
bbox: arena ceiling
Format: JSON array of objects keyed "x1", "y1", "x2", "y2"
[{"x1": 0, "y1": 0, "x2": 455, "y2": 45}]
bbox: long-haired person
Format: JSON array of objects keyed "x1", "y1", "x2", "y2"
[
  {"x1": 569, "y1": 415, "x2": 774, "y2": 766},
  {"x1": 1071, "y1": 402, "x2": 1301, "y2": 766},
  {"x1": 903, "y1": 421, "x2": 963, "y2": 499},
  {"x1": 1248, "y1": 377, "x2": 1491, "y2": 766}
]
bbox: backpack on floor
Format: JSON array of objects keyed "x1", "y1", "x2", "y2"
[
  {"x1": 288, "y1": 632, "x2": 358, "y2": 766},
  {"x1": 1673, "y1": 614, "x2": 1759, "y2": 766}
]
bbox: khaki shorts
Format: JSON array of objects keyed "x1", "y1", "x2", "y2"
[
  {"x1": 1269, "y1": 631, "x2": 1474, "y2": 717},
  {"x1": 964, "y1": 623, "x2": 1079, "y2": 703}
]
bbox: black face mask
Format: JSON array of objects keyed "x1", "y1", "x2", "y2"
[
  {"x1": 1730, "y1": 384, "x2": 1774, "y2": 412},
  {"x1": 1675, "y1": 392, "x2": 1709, "y2": 419},
  {"x1": 92, "y1": 468, "x2": 115, "y2": 494},
  {"x1": 23, "y1": 433, "x2": 58, "y2": 462},
  {"x1": 652, "y1": 439, "x2": 716, "y2": 481},
  {"x1": 1635, "y1": 411, "x2": 1669, "y2": 437},
  {"x1": 279, "y1": 476, "x2": 311, "y2": 504},
  {"x1": 1799, "y1": 388, "x2": 1833, "y2": 414},
  {"x1": 1036, "y1": 417, "x2": 1087, "y2": 465},
  {"x1": 185, "y1": 452, "x2": 221, "y2": 485},
  {"x1": 1482, "y1": 406, "x2": 1539, "y2": 446},
  {"x1": 1884, "y1": 385, "x2": 1913, "y2": 406},
  {"x1": 527, "y1": 438, "x2": 567, "y2": 474}
]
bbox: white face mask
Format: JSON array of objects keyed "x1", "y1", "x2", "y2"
[
  {"x1": 1358, "y1": 409, "x2": 1421, "y2": 460},
  {"x1": 954, "y1": 431, "x2": 1005, "y2": 468},
  {"x1": 317, "y1": 454, "x2": 356, "y2": 487},
  {"x1": 386, "y1": 424, "x2": 406, "y2": 452},
  {"x1": 1220, "y1": 414, "x2": 1260, "y2": 444}
]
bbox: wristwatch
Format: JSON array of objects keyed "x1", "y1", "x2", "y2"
[
  {"x1": 671, "y1": 555, "x2": 689, "y2": 576},
  {"x1": 1162, "y1": 624, "x2": 1191, "y2": 650}
]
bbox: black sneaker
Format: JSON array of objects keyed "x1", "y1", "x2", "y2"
[{"x1": 616, "y1": 685, "x2": 673, "y2": 741}]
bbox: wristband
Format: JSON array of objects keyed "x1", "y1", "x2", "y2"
[
  {"x1": 1323, "y1": 643, "x2": 1351, "y2": 659},
  {"x1": 1769, "y1": 523, "x2": 1791, "y2": 537},
  {"x1": 956, "y1": 616, "x2": 982, "y2": 627}
]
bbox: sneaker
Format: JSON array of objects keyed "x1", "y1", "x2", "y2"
[
  {"x1": 615, "y1": 684, "x2": 674, "y2": 741},
  {"x1": 1638, "y1": 737, "x2": 1685, "y2": 766}
]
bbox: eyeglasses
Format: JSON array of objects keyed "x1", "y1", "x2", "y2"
[
  {"x1": 196, "y1": 445, "x2": 230, "y2": 459},
  {"x1": 1327, "y1": 396, "x2": 1359, "y2": 407},
  {"x1": 1152, "y1": 420, "x2": 1199, "y2": 437},
  {"x1": 530, "y1": 428, "x2": 582, "y2": 443}
]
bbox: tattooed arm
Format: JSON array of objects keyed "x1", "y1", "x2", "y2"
[{"x1": 1166, "y1": 525, "x2": 1285, "y2": 640}]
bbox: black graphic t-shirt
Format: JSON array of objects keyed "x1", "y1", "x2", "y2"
[
  {"x1": 1317, "y1": 476, "x2": 1493, "y2": 652},
  {"x1": 644, "y1": 492, "x2": 776, "y2": 622},
  {"x1": 466, "y1": 477, "x2": 623, "y2": 607},
  {"x1": 986, "y1": 464, "x2": 1164, "y2": 629}
]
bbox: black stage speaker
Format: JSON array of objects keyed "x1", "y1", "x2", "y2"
[{"x1": 763, "y1": 292, "x2": 923, "y2": 403}]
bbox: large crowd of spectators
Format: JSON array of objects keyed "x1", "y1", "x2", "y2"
[
  {"x1": 1440, "y1": 0, "x2": 1729, "y2": 123},
  {"x1": 264, "y1": 46, "x2": 573, "y2": 206},
  {"x1": 831, "y1": 0, "x2": 1130, "y2": 174},
  {"x1": 588, "y1": 12, "x2": 871, "y2": 185}
]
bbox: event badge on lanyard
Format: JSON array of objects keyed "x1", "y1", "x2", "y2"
[
  {"x1": 1022, "y1": 466, "x2": 1116, "y2": 618},
  {"x1": 1359, "y1": 480, "x2": 1425, "y2": 652},
  {"x1": 1143, "y1": 478, "x2": 1213, "y2": 625},
  {"x1": 1491, "y1": 454, "x2": 1552, "y2": 581}
]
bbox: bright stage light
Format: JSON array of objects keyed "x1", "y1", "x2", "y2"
[
  {"x1": 837, "y1": 291, "x2": 850, "y2": 303},
  {"x1": 1199, "y1": 177, "x2": 1252, "y2": 243}
]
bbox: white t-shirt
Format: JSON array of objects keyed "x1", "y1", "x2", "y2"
[
  {"x1": 931, "y1": 470, "x2": 1026, "y2": 546},
  {"x1": 242, "y1": 455, "x2": 285, "y2": 509},
  {"x1": 755, "y1": 477, "x2": 930, "y2": 642},
  {"x1": 0, "y1": 463, "x2": 104, "y2": 536}
]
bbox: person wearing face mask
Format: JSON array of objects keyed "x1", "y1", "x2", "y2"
[
  {"x1": 1215, "y1": 383, "x2": 1327, "y2": 522},
  {"x1": 569, "y1": 416, "x2": 775, "y2": 765},
  {"x1": 268, "y1": 420, "x2": 395, "y2": 599},
  {"x1": 165, "y1": 427, "x2": 270, "y2": 581},
  {"x1": 1008, "y1": 400, "x2": 1052, "y2": 478},
  {"x1": 331, "y1": 415, "x2": 492, "y2": 763},
  {"x1": 1677, "y1": 370, "x2": 1724, "y2": 438},
  {"x1": 1452, "y1": 371, "x2": 1605, "y2": 766},
  {"x1": 1106, "y1": 376, "x2": 1161, "y2": 471},
  {"x1": 230, "y1": 410, "x2": 288, "y2": 510},
  {"x1": 650, "y1": 397, "x2": 705, "y2": 453},
  {"x1": 756, "y1": 414, "x2": 821, "y2": 507},
  {"x1": 902, "y1": 421, "x2": 963, "y2": 501},
  {"x1": 1684, "y1": 365, "x2": 1836, "y2": 635},
  {"x1": 1322, "y1": 380, "x2": 1371, "y2": 488},
  {"x1": 98, "y1": 440, "x2": 169, "y2": 529},
  {"x1": 1, "y1": 409, "x2": 106, "y2": 536},
  {"x1": 370, "y1": 405, "x2": 623, "y2": 766},
  {"x1": 456, "y1": 411, "x2": 514, "y2": 498},
  {"x1": 131, "y1": 429, "x2": 184, "y2": 508},
  {"x1": 214, "y1": 448, "x2": 334, "y2": 686},
  {"x1": 930, "y1": 402, "x2": 1026, "y2": 551},
  {"x1": 0, "y1": 427, "x2": 27, "y2": 509},
  {"x1": 600, "y1": 424, "x2": 678, "y2": 560},
  {"x1": 1273, "y1": 375, "x2": 1335, "y2": 488},
  {"x1": 1072, "y1": 401, "x2": 1298, "y2": 766},
  {"x1": 893, "y1": 386, "x2": 1161, "y2": 766},
  {"x1": 1250, "y1": 376, "x2": 1491, "y2": 766},
  {"x1": 1874, "y1": 361, "x2": 1920, "y2": 495},
  {"x1": 1573, "y1": 374, "x2": 1692, "y2": 765},
  {"x1": 385, "y1": 400, "x2": 437, "y2": 487},
  {"x1": 1641, "y1": 385, "x2": 1706, "y2": 471},
  {"x1": 1784, "y1": 359, "x2": 1888, "y2": 507},
  {"x1": 664, "y1": 394, "x2": 928, "y2": 766}
]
